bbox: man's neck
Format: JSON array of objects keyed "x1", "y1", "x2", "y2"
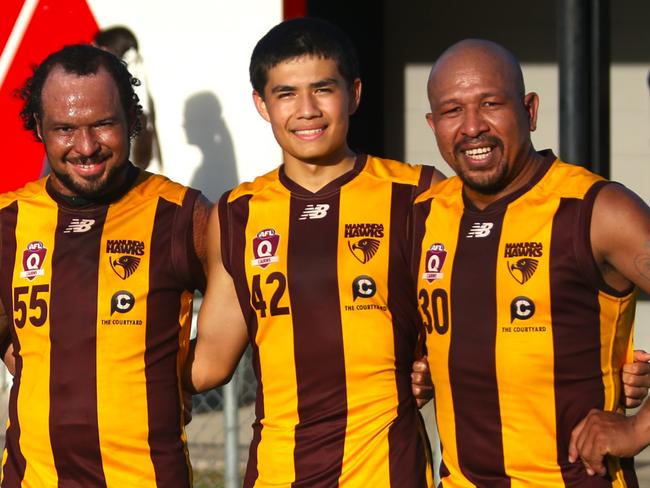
[
  {"x1": 283, "y1": 150, "x2": 357, "y2": 193},
  {"x1": 464, "y1": 150, "x2": 548, "y2": 210}
]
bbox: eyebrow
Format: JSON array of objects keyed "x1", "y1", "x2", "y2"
[{"x1": 270, "y1": 77, "x2": 340, "y2": 94}]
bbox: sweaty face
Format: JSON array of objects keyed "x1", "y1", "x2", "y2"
[
  {"x1": 38, "y1": 65, "x2": 131, "y2": 198},
  {"x1": 253, "y1": 56, "x2": 360, "y2": 167},
  {"x1": 426, "y1": 53, "x2": 537, "y2": 196}
]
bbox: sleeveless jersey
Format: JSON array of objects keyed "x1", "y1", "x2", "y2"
[
  {"x1": 0, "y1": 169, "x2": 204, "y2": 488},
  {"x1": 413, "y1": 155, "x2": 637, "y2": 487},
  {"x1": 219, "y1": 155, "x2": 434, "y2": 487}
]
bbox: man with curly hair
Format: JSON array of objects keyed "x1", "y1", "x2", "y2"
[{"x1": 0, "y1": 44, "x2": 210, "y2": 487}]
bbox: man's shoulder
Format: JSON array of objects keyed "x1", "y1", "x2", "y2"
[
  {"x1": 0, "y1": 178, "x2": 49, "y2": 209},
  {"x1": 362, "y1": 155, "x2": 429, "y2": 186},
  {"x1": 128, "y1": 171, "x2": 199, "y2": 207},
  {"x1": 414, "y1": 174, "x2": 462, "y2": 205},
  {"x1": 537, "y1": 159, "x2": 606, "y2": 199},
  {"x1": 225, "y1": 166, "x2": 282, "y2": 203}
]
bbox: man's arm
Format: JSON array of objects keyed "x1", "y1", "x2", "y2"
[
  {"x1": 184, "y1": 203, "x2": 249, "y2": 393},
  {"x1": 569, "y1": 183, "x2": 650, "y2": 475}
]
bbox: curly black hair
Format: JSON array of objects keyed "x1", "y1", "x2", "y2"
[{"x1": 18, "y1": 44, "x2": 143, "y2": 140}]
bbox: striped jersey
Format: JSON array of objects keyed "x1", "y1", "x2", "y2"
[
  {"x1": 413, "y1": 154, "x2": 637, "y2": 487},
  {"x1": 219, "y1": 155, "x2": 434, "y2": 487},
  {"x1": 0, "y1": 167, "x2": 204, "y2": 488}
]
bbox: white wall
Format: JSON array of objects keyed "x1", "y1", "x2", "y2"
[
  {"x1": 405, "y1": 62, "x2": 650, "y2": 347},
  {"x1": 87, "y1": 1, "x2": 283, "y2": 202}
]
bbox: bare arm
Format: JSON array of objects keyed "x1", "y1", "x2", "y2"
[
  {"x1": 184, "y1": 203, "x2": 249, "y2": 393},
  {"x1": 569, "y1": 184, "x2": 650, "y2": 474}
]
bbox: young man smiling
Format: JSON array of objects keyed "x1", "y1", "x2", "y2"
[{"x1": 188, "y1": 17, "x2": 443, "y2": 487}]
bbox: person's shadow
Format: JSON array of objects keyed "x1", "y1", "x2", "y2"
[{"x1": 186, "y1": 92, "x2": 238, "y2": 203}]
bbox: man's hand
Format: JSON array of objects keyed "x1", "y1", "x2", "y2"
[
  {"x1": 568, "y1": 409, "x2": 646, "y2": 476},
  {"x1": 623, "y1": 350, "x2": 650, "y2": 408},
  {"x1": 411, "y1": 356, "x2": 433, "y2": 408}
]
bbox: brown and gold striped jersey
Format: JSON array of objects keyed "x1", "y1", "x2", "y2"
[
  {"x1": 413, "y1": 153, "x2": 637, "y2": 487},
  {"x1": 0, "y1": 167, "x2": 204, "y2": 488},
  {"x1": 219, "y1": 155, "x2": 434, "y2": 487}
]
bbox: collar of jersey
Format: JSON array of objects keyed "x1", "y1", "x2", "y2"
[
  {"x1": 278, "y1": 153, "x2": 367, "y2": 197},
  {"x1": 462, "y1": 149, "x2": 555, "y2": 213},
  {"x1": 45, "y1": 162, "x2": 140, "y2": 208}
]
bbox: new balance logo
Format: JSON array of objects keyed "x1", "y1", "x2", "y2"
[
  {"x1": 64, "y1": 218, "x2": 96, "y2": 233},
  {"x1": 299, "y1": 204, "x2": 330, "y2": 220},
  {"x1": 466, "y1": 222, "x2": 494, "y2": 238}
]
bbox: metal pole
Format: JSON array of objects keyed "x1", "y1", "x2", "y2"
[
  {"x1": 590, "y1": 0, "x2": 610, "y2": 178},
  {"x1": 558, "y1": 0, "x2": 591, "y2": 168},
  {"x1": 223, "y1": 365, "x2": 240, "y2": 488}
]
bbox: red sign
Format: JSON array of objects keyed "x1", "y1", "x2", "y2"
[{"x1": 0, "y1": 0, "x2": 98, "y2": 193}]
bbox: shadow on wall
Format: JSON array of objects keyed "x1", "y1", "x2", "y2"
[{"x1": 185, "y1": 91, "x2": 238, "y2": 203}]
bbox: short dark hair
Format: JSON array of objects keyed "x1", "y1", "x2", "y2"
[
  {"x1": 249, "y1": 17, "x2": 360, "y2": 96},
  {"x1": 18, "y1": 44, "x2": 142, "y2": 140}
]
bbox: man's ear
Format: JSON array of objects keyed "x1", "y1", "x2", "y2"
[
  {"x1": 523, "y1": 92, "x2": 540, "y2": 132},
  {"x1": 252, "y1": 90, "x2": 270, "y2": 122},
  {"x1": 348, "y1": 78, "x2": 362, "y2": 115},
  {"x1": 425, "y1": 112, "x2": 436, "y2": 135},
  {"x1": 34, "y1": 114, "x2": 43, "y2": 141}
]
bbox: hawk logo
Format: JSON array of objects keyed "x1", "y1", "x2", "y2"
[
  {"x1": 348, "y1": 238, "x2": 380, "y2": 264},
  {"x1": 422, "y1": 243, "x2": 448, "y2": 282},
  {"x1": 20, "y1": 241, "x2": 47, "y2": 280},
  {"x1": 106, "y1": 239, "x2": 145, "y2": 279},
  {"x1": 251, "y1": 228, "x2": 280, "y2": 268},
  {"x1": 299, "y1": 204, "x2": 330, "y2": 220},
  {"x1": 466, "y1": 222, "x2": 494, "y2": 238},
  {"x1": 110, "y1": 255, "x2": 141, "y2": 280},
  {"x1": 64, "y1": 218, "x2": 95, "y2": 233},
  {"x1": 508, "y1": 258, "x2": 539, "y2": 284},
  {"x1": 345, "y1": 223, "x2": 383, "y2": 263}
]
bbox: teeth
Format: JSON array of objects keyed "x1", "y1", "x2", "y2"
[
  {"x1": 464, "y1": 147, "x2": 491, "y2": 156},
  {"x1": 295, "y1": 128, "x2": 323, "y2": 135},
  {"x1": 464, "y1": 147, "x2": 493, "y2": 161}
]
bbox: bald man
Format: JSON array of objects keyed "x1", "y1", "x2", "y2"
[{"x1": 412, "y1": 39, "x2": 650, "y2": 486}]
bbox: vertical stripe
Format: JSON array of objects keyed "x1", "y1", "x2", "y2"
[
  {"x1": 226, "y1": 195, "x2": 263, "y2": 488},
  {"x1": 49, "y1": 207, "x2": 107, "y2": 486},
  {"x1": 146, "y1": 198, "x2": 191, "y2": 487},
  {"x1": 449, "y1": 210, "x2": 509, "y2": 487},
  {"x1": 551, "y1": 198, "x2": 609, "y2": 487},
  {"x1": 0, "y1": 202, "x2": 26, "y2": 486},
  {"x1": 494, "y1": 198, "x2": 564, "y2": 487},
  {"x1": 388, "y1": 183, "x2": 428, "y2": 487},
  {"x1": 95, "y1": 196, "x2": 157, "y2": 486},
  {"x1": 411, "y1": 197, "x2": 432, "y2": 358},
  {"x1": 289, "y1": 192, "x2": 346, "y2": 487}
]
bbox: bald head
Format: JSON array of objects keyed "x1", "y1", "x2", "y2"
[
  {"x1": 424, "y1": 38, "x2": 541, "y2": 203},
  {"x1": 428, "y1": 39, "x2": 525, "y2": 102}
]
